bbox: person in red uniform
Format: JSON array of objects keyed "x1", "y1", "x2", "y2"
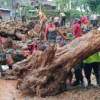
[
  {"x1": 73, "y1": 18, "x2": 82, "y2": 38},
  {"x1": 45, "y1": 19, "x2": 57, "y2": 42}
]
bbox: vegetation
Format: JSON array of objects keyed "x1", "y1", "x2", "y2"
[{"x1": 54, "y1": 0, "x2": 100, "y2": 13}]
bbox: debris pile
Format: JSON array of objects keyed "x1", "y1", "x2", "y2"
[{"x1": 0, "y1": 21, "x2": 74, "y2": 42}]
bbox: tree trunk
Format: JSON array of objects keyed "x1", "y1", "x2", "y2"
[{"x1": 4, "y1": 30, "x2": 100, "y2": 96}]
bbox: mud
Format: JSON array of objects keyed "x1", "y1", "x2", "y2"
[{"x1": 0, "y1": 78, "x2": 100, "y2": 100}]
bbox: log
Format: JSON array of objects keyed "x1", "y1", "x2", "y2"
[{"x1": 4, "y1": 30, "x2": 100, "y2": 96}]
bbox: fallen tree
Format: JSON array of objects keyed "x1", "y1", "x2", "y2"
[{"x1": 4, "y1": 30, "x2": 100, "y2": 96}]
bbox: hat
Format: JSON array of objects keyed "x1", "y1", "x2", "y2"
[
  {"x1": 66, "y1": 33, "x2": 75, "y2": 39},
  {"x1": 7, "y1": 49, "x2": 14, "y2": 54},
  {"x1": 27, "y1": 40, "x2": 33, "y2": 46},
  {"x1": 56, "y1": 36, "x2": 62, "y2": 42},
  {"x1": 48, "y1": 19, "x2": 53, "y2": 23}
]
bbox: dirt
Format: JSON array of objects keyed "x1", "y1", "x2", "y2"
[{"x1": 0, "y1": 77, "x2": 100, "y2": 100}]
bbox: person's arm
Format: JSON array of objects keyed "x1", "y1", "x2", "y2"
[{"x1": 56, "y1": 28, "x2": 68, "y2": 42}]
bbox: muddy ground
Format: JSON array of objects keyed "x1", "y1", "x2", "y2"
[{"x1": 0, "y1": 76, "x2": 100, "y2": 100}]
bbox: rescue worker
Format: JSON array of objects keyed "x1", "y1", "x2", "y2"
[
  {"x1": 45, "y1": 19, "x2": 57, "y2": 45},
  {"x1": 73, "y1": 18, "x2": 82, "y2": 38},
  {"x1": 84, "y1": 53, "x2": 100, "y2": 86},
  {"x1": 60, "y1": 12, "x2": 66, "y2": 26}
]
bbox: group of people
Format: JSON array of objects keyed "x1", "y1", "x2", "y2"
[
  {"x1": 10, "y1": 6, "x2": 26, "y2": 23},
  {"x1": 35, "y1": 12, "x2": 100, "y2": 87},
  {"x1": 0, "y1": 10, "x2": 100, "y2": 87}
]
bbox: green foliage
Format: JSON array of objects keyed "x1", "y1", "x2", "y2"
[
  {"x1": 71, "y1": 10, "x2": 86, "y2": 18},
  {"x1": 25, "y1": 6, "x2": 35, "y2": 11},
  {"x1": 24, "y1": 6, "x2": 37, "y2": 20},
  {"x1": 43, "y1": 9, "x2": 85, "y2": 19},
  {"x1": 72, "y1": 0, "x2": 88, "y2": 10},
  {"x1": 87, "y1": 0, "x2": 100, "y2": 12},
  {"x1": 54, "y1": 0, "x2": 70, "y2": 9},
  {"x1": 43, "y1": 10, "x2": 61, "y2": 18}
]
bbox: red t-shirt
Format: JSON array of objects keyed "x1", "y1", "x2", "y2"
[
  {"x1": 74, "y1": 22, "x2": 82, "y2": 38},
  {"x1": 81, "y1": 16, "x2": 88, "y2": 24},
  {"x1": 45, "y1": 24, "x2": 56, "y2": 39}
]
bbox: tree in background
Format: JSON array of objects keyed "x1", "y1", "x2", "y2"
[
  {"x1": 54, "y1": 0, "x2": 70, "y2": 10},
  {"x1": 87, "y1": 0, "x2": 100, "y2": 12}
]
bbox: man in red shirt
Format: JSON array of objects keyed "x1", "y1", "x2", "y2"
[
  {"x1": 73, "y1": 18, "x2": 82, "y2": 38},
  {"x1": 45, "y1": 19, "x2": 57, "y2": 42}
]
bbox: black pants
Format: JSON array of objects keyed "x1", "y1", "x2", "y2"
[
  {"x1": 84, "y1": 62, "x2": 100, "y2": 85},
  {"x1": 92, "y1": 20, "x2": 98, "y2": 27},
  {"x1": 74, "y1": 61, "x2": 84, "y2": 83},
  {"x1": 61, "y1": 16, "x2": 66, "y2": 26}
]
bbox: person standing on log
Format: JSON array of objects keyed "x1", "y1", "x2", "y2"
[
  {"x1": 83, "y1": 53, "x2": 100, "y2": 86},
  {"x1": 73, "y1": 18, "x2": 82, "y2": 38},
  {"x1": 34, "y1": 10, "x2": 47, "y2": 33},
  {"x1": 60, "y1": 12, "x2": 66, "y2": 27},
  {"x1": 45, "y1": 19, "x2": 57, "y2": 45}
]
